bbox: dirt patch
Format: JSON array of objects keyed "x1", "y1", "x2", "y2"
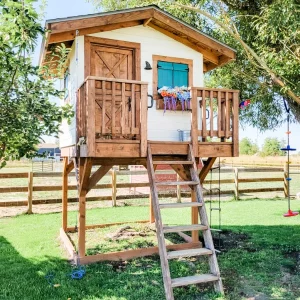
[{"x1": 209, "y1": 229, "x2": 250, "y2": 252}]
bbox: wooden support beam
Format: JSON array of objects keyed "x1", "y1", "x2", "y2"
[
  {"x1": 66, "y1": 160, "x2": 74, "y2": 174},
  {"x1": 66, "y1": 220, "x2": 149, "y2": 232},
  {"x1": 149, "y1": 165, "x2": 157, "y2": 223},
  {"x1": 112, "y1": 169, "x2": 117, "y2": 207},
  {"x1": 170, "y1": 164, "x2": 191, "y2": 182},
  {"x1": 62, "y1": 158, "x2": 69, "y2": 231},
  {"x1": 79, "y1": 242, "x2": 201, "y2": 264},
  {"x1": 143, "y1": 17, "x2": 152, "y2": 26},
  {"x1": 60, "y1": 228, "x2": 77, "y2": 260},
  {"x1": 79, "y1": 158, "x2": 93, "y2": 196},
  {"x1": 87, "y1": 164, "x2": 113, "y2": 194},
  {"x1": 199, "y1": 158, "x2": 217, "y2": 184},
  {"x1": 78, "y1": 158, "x2": 93, "y2": 258}
]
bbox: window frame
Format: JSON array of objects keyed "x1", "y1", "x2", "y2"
[{"x1": 152, "y1": 55, "x2": 193, "y2": 101}]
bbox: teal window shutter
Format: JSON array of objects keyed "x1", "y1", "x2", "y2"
[
  {"x1": 173, "y1": 63, "x2": 188, "y2": 87},
  {"x1": 157, "y1": 61, "x2": 188, "y2": 88}
]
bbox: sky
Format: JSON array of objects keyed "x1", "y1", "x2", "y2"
[{"x1": 34, "y1": 0, "x2": 300, "y2": 151}]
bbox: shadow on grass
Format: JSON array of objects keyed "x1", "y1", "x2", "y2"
[{"x1": 2, "y1": 224, "x2": 300, "y2": 300}]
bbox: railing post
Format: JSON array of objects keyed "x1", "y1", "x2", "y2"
[
  {"x1": 232, "y1": 91, "x2": 239, "y2": 156},
  {"x1": 86, "y1": 79, "x2": 96, "y2": 156},
  {"x1": 140, "y1": 84, "x2": 148, "y2": 157},
  {"x1": 27, "y1": 171, "x2": 33, "y2": 214},
  {"x1": 176, "y1": 174, "x2": 181, "y2": 203},
  {"x1": 191, "y1": 88, "x2": 199, "y2": 157},
  {"x1": 112, "y1": 169, "x2": 117, "y2": 207},
  {"x1": 284, "y1": 162, "x2": 288, "y2": 197},
  {"x1": 234, "y1": 167, "x2": 239, "y2": 200}
]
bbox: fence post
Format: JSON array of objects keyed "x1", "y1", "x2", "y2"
[
  {"x1": 234, "y1": 167, "x2": 239, "y2": 200},
  {"x1": 284, "y1": 162, "x2": 288, "y2": 197},
  {"x1": 176, "y1": 174, "x2": 181, "y2": 203},
  {"x1": 112, "y1": 169, "x2": 117, "y2": 207},
  {"x1": 27, "y1": 171, "x2": 33, "y2": 214}
]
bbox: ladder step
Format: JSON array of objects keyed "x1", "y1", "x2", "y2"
[
  {"x1": 153, "y1": 161, "x2": 193, "y2": 165},
  {"x1": 163, "y1": 224, "x2": 208, "y2": 233},
  {"x1": 155, "y1": 181, "x2": 198, "y2": 186},
  {"x1": 171, "y1": 274, "x2": 219, "y2": 288},
  {"x1": 167, "y1": 248, "x2": 212, "y2": 259},
  {"x1": 159, "y1": 202, "x2": 202, "y2": 209}
]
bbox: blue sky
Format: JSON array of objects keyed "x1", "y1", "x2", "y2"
[{"x1": 34, "y1": 0, "x2": 300, "y2": 151}]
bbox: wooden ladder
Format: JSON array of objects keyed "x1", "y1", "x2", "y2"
[{"x1": 146, "y1": 144, "x2": 223, "y2": 300}]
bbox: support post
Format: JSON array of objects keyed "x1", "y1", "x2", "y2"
[
  {"x1": 234, "y1": 167, "x2": 239, "y2": 200},
  {"x1": 112, "y1": 169, "x2": 117, "y2": 207},
  {"x1": 149, "y1": 165, "x2": 157, "y2": 223},
  {"x1": 191, "y1": 189, "x2": 199, "y2": 242},
  {"x1": 176, "y1": 173, "x2": 181, "y2": 203},
  {"x1": 77, "y1": 158, "x2": 93, "y2": 259},
  {"x1": 27, "y1": 171, "x2": 33, "y2": 214},
  {"x1": 78, "y1": 191, "x2": 87, "y2": 258},
  {"x1": 191, "y1": 88, "x2": 199, "y2": 157},
  {"x1": 284, "y1": 162, "x2": 288, "y2": 197},
  {"x1": 62, "y1": 157, "x2": 68, "y2": 231}
]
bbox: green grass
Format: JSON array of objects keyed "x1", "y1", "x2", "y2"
[{"x1": 1, "y1": 200, "x2": 300, "y2": 299}]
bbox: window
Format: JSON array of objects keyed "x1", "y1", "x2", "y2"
[{"x1": 157, "y1": 61, "x2": 189, "y2": 88}]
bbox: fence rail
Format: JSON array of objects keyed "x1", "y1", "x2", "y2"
[{"x1": 0, "y1": 165, "x2": 293, "y2": 211}]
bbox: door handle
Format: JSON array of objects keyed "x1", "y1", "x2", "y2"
[{"x1": 147, "y1": 94, "x2": 154, "y2": 109}]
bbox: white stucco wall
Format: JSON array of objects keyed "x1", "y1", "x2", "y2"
[
  {"x1": 60, "y1": 36, "x2": 84, "y2": 148},
  {"x1": 60, "y1": 25, "x2": 204, "y2": 147}
]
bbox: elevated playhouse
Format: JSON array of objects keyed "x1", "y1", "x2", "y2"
[{"x1": 40, "y1": 6, "x2": 239, "y2": 299}]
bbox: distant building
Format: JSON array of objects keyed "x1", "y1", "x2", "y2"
[{"x1": 37, "y1": 143, "x2": 61, "y2": 157}]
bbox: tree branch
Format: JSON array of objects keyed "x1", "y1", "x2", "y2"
[{"x1": 176, "y1": 3, "x2": 300, "y2": 105}]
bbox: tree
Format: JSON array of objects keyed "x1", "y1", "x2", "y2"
[
  {"x1": 0, "y1": 0, "x2": 73, "y2": 168},
  {"x1": 88, "y1": 0, "x2": 300, "y2": 131},
  {"x1": 239, "y1": 137, "x2": 259, "y2": 155},
  {"x1": 261, "y1": 137, "x2": 284, "y2": 156}
]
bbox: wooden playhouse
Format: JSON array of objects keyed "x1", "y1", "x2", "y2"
[{"x1": 40, "y1": 5, "x2": 239, "y2": 299}]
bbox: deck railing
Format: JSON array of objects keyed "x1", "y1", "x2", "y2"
[
  {"x1": 77, "y1": 76, "x2": 148, "y2": 156},
  {"x1": 190, "y1": 87, "x2": 239, "y2": 156}
]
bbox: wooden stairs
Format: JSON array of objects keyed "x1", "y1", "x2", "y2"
[{"x1": 147, "y1": 144, "x2": 223, "y2": 300}]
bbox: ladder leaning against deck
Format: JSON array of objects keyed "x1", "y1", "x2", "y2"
[{"x1": 146, "y1": 144, "x2": 223, "y2": 300}]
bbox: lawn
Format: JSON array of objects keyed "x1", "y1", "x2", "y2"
[{"x1": 1, "y1": 199, "x2": 300, "y2": 299}]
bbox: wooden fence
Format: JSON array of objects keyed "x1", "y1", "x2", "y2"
[{"x1": 1, "y1": 165, "x2": 297, "y2": 212}]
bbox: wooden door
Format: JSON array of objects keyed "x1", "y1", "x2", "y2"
[
  {"x1": 85, "y1": 37, "x2": 141, "y2": 140},
  {"x1": 90, "y1": 45, "x2": 133, "y2": 79}
]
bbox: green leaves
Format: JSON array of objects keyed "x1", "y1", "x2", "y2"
[{"x1": 0, "y1": 0, "x2": 73, "y2": 168}]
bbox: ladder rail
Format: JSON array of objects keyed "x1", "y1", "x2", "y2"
[
  {"x1": 188, "y1": 144, "x2": 223, "y2": 292},
  {"x1": 147, "y1": 145, "x2": 174, "y2": 300}
]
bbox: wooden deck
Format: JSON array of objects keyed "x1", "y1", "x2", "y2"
[{"x1": 61, "y1": 76, "x2": 239, "y2": 159}]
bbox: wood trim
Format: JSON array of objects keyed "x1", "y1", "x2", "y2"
[
  {"x1": 152, "y1": 55, "x2": 193, "y2": 102},
  {"x1": 84, "y1": 36, "x2": 141, "y2": 80},
  {"x1": 49, "y1": 21, "x2": 142, "y2": 44},
  {"x1": 153, "y1": 10, "x2": 235, "y2": 59},
  {"x1": 50, "y1": 9, "x2": 154, "y2": 34}
]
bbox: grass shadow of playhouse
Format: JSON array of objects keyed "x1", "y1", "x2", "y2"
[{"x1": 2, "y1": 223, "x2": 300, "y2": 300}]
